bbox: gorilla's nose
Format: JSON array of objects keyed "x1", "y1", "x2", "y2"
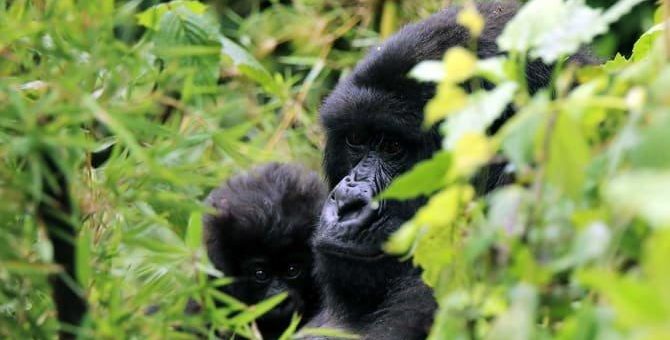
[{"x1": 331, "y1": 176, "x2": 375, "y2": 226}]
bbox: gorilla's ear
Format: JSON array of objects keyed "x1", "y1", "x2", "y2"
[{"x1": 203, "y1": 189, "x2": 234, "y2": 225}]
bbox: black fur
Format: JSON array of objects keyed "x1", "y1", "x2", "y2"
[
  {"x1": 37, "y1": 150, "x2": 87, "y2": 340},
  {"x1": 203, "y1": 163, "x2": 327, "y2": 339},
  {"x1": 309, "y1": 2, "x2": 593, "y2": 339}
]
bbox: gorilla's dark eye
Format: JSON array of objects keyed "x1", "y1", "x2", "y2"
[
  {"x1": 285, "y1": 264, "x2": 301, "y2": 279},
  {"x1": 254, "y1": 268, "x2": 270, "y2": 283},
  {"x1": 345, "y1": 132, "x2": 366, "y2": 147},
  {"x1": 380, "y1": 139, "x2": 402, "y2": 155}
]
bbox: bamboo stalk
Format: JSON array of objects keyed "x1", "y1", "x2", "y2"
[{"x1": 380, "y1": 0, "x2": 399, "y2": 40}]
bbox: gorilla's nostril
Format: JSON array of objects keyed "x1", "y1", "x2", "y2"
[{"x1": 338, "y1": 199, "x2": 368, "y2": 222}]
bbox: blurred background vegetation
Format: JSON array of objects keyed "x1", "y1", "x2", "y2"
[{"x1": 0, "y1": 0, "x2": 661, "y2": 338}]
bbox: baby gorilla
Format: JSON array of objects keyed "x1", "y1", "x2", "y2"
[{"x1": 203, "y1": 163, "x2": 327, "y2": 339}]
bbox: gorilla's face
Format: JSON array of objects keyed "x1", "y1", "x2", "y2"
[
  {"x1": 313, "y1": 79, "x2": 441, "y2": 299},
  {"x1": 315, "y1": 130, "x2": 430, "y2": 260}
]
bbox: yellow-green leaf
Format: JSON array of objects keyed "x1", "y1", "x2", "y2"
[
  {"x1": 457, "y1": 4, "x2": 485, "y2": 38},
  {"x1": 378, "y1": 151, "x2": 452, "y2": 200},
  {"x1": 424, "y1": 83, "x2": 468, "y2": 127},
  {"x1": 443, "y1": 47, "x2": 477, "y2": 83}
]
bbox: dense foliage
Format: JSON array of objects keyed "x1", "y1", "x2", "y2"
[{"x1": 0, "y1": 0, "x2": 666, "y2": 339}]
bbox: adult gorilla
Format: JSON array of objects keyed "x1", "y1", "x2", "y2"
[{"x1": 308, "y1": 2, "x2": 593, "y2": 339}]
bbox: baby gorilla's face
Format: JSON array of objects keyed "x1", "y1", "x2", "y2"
[
  {"x1": 202, "y1": 163, "x2": 327, "y2": 337},
  {"x1": 224, "y1": 251, "x2": 316, "y2": 334}
]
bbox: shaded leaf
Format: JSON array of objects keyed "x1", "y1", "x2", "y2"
[{"x1": 378, "y1": 151, "x2": 452, "y2": 200}]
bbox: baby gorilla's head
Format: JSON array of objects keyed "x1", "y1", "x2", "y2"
[{"x1": 203, "y1": 163, "x2": 327, "y2": 337}]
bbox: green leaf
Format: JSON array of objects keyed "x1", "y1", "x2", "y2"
[
  {"x1": 441, "y1": 82, "x2": 518, "y2": 149},
  {"x1": 278, "y1": 313, "x2": 302, "y2": 340},
  {"x1": 487, "y1": 283, "x2": 537, "y2": 340},
  {"x1": 384, "y1": 221, "x2": 420, "y2": 256},
  {"x1": 149, "y1": 4, "x2": 222, "y2": 90},
  {"x1": 530, "y1": 1, "x2": 606, "y2": 63},
  {"x1": 644, "y1": 229, "x2": 670, "y2": 306},
  {"x1": 629, "y1": 115, "x2": 670, "y2": 169},
  {"x1": 76, "y1": 228, "x2": 92, "y2": 286},
  {"x1": 544, "y1": 112, "x2": 590, "y2": 199},
  {"x1": 499, "y1": 0, "x2": 646, "y2": 62},
  {"x1": 296, "y1": 328, "x2": 360, "y2": 339},
  {"x1": 377, "y1": 151, "x2": 452, "y2": 200},
  {"x1": 136, "y1": 1, "x2": 208, "y2": 30},
  {"x1": 229, "y1": 292, "x2": 287, "y2": 325},
  {"x1": 497, "y1": 0, "x2": 565, "y2": 54},
  {"x1": 500, "y1": 93, "x2": 549, "y2": 169},
  {"x1": 580, "y1": 270, "x2": 668, "y2": 327},
  {"x1": 605, "y1": 171, "x2": 670, "y2": 227},
  {"x1": 412, "y1": 185, "x2": 474, "y2": 287},
  {"x1": 487, "y1": 185, "x2": 529, "y2": 236},
  {"x1": 409, "y1": 61, "x2": 444, "y2": 82},
  {"x1": 220, "y1": 36, "x2": 281, "y2": 95},
  {"x1": 631, "y1": 22, "x2": 666, "y2": 61},
  {"x1": 185, "y1": 211, "x2": 203, "y2": 250}
]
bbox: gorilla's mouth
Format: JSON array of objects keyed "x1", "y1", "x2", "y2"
[{"x1": 315, "y1": 239, "x2": 387, "y2": 262}]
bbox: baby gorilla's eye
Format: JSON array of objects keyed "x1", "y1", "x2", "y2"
[
  {"x1": 345, "y1": 132, "x2": 366, "y2": 147},
  {"x1": 254, "y1": 268, "x2": 270, "y2": 283},
  {"x1": 380, "y1": 139, "x2": 402, "y2": 155},
  {"x1": 285, "y1": 264, "x2": 302, "y2": 279}
]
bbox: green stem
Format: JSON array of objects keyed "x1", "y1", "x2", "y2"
[{"x1": 380, "y1": 0, "x2": 399, "y2": 40}]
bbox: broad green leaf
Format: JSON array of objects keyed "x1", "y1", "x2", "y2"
[
  {"x1": 425, "y1": 83, "x2": 468, "y2": 127},
  {"x1": 377, "y1": 151, "x2": 452, "y2": 200},
  {"x1": 414, "y1": 185, "x2": 474, "y2": 227},
  {"x1": 602, "y1": 53, "x2": 630, "y2": 71},
  {"x1": 457, "y1": 4, "x2": 485, "y2": 38},
  {"x1": 531, "y1": 1, "x2": 606, "y2": 63},
  {"x1": 601, "y1": 0, "x2": 650, "y2": 25},
  {"x1": 629, "y1": 115, "x2": 670, "y2": 169},
  {"x1": 553, "y1": 221, "x2": 612, "y2": 271},
  {"x1": 453, "y1": 132, "x2": 493, "y2": 176},
  {"x1": 151, "y1": 5, "x2": 222, "y2": 89},
  {"x1": 500, "y1": 0, "x2": 647, "y2": 62},
  {"x1": 644, "y1": 229, "x2": 670, "y2": 305},
  {"x1": 606, "y1": 171, "x2": 670, "y2": 227},
  {"x1": 409, "y1": 60, "x2": 444, "y2": 82},
  {"x1": 497, "y1": 0, "x2": 565, "y2": 54},
  {"x1": 413, "y1": 185, "x2": 474, "y2": 286},
  {"x1": 136, "y1": 1, "x2": 208, "y2": 30},
  {"x1": 76, "y1": 227, "x2": 92, "y2": 286},
  {"x1": 442, "y1": 82, "x2": 518, "y2": 149},
  {"x1": 384, "y1": 221, "x2": 420, "y2": 256},
  {"x1": 543, "y1": 112, "x2": 590, "y2": 199},
  {"x1": 631, "y1": 22, "x2": 666, "y2": 61},
  {"x1": 220, "y1": 36, "x2": 281, "y2": 95},
  {"x1": 580, "y1": 270, "x2": 668, "y2": 327},
  {"x1": 443, "y1": 47, "x2": 477, "y2": 83},
  {"x1": 487, "y1": 284, "x2": 537, "y2": 340},
  {"x1": 475, "y1": 57, "x2": 510, "y2": 84},
  {"x1": 500, "y1": 93, "x2": 549, "y2": 169},
  {"x1": 487, "y1": 185, "x2": 529, "y2": 237}
]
